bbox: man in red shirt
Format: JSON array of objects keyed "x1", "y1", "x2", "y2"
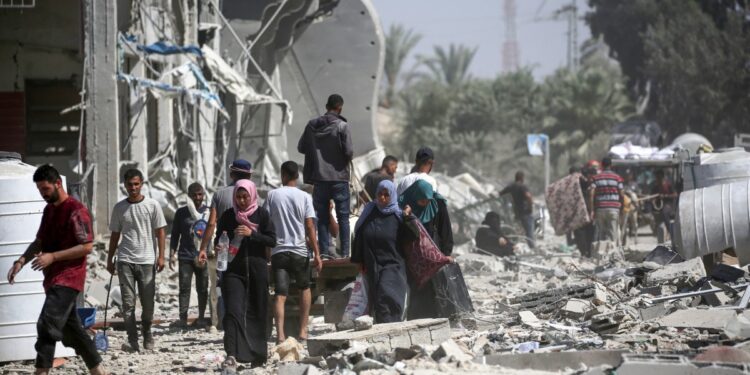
[
  {"x1": 6, "y1": 165, "x2": 106, "y2": 375},
  {"x1": 589, "y1": 157, "x2": 624, "y2": 245}
]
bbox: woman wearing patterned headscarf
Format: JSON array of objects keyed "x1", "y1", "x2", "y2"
[
  {"x1": 398, "y1": 179, "x2": 455, "y2": 320},
  {"x1": 352, "y1": 180, "x2": 418, "y2": 323},
  {"x1": 215, "y1": 180, "x2": 276, "y2": 369}
]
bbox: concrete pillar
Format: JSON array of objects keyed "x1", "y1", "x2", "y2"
[
  {"x1": 84, "y1": 0, "x2": 120, "y2": 236},
  {"x1": 127, "y1": 61, "x2": 149, "y2": 176}
]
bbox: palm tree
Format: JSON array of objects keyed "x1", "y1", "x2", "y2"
[
  {"x1": 382, "y1": 24, "x2": 422, "y2": 108},
  {"x1": 418, "y1": 44, "x2": 478, "y2": 86}
]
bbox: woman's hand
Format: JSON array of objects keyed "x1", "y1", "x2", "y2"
[
  {"x1": 235, "y1": 225, "x2": 253, "y2": 237},
  {"x1": 403, "y1": 205, "x2": 412, "y2": 217}
]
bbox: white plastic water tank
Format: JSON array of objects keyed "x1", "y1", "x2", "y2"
[{"x1": 0, "y1": 152, "x2": 74, "y2": 362}]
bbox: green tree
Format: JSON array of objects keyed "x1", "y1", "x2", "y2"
[
  {"x1": 417, "y1": 44, "x2": 478, "y2": 86},
  {"x1": 382, "y1": 24, "x2": 422, "y2": 108}
]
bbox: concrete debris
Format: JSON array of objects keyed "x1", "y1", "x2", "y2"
[
  {"x1": 274, "y1": 337, "x2": 305, "y2": 362},
  {"x1": 5, "y1": 229, "x2": 750, "y2": 374},
  {"x1": 657, "y1": 308, "x2": 737, "y2": 331},
  {"x1": 307, "y1": 318, "x2": 451, "y2": 357},
  {"x1": 724, "y1": 312, "x2": 750, "y2": 340},
  {"x1": 431, "y1": 339, "x2": 474, "y2": 362},
  {"x1": 353, "y1": 315, "x2": 374, "y2": 331}
]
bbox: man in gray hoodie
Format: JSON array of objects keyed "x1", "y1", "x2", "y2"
[{"x1": 297, "y1": 94, "x2": 354, "y2": 257}]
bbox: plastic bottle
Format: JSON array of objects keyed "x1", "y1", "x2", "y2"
[
  {"x1": 217, "y1": 231, "x2": 229, "y2": 271},
  {"x1": 228, "y1": 235, "x2": 243, "y2": 264}
]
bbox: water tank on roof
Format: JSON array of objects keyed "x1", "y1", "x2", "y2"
[
  {"x1": 670, "y1": 133, "x2": 712, "y2": 156},
  {"x1": 0, "y1": 152, "x2": 74, "y2": 362},
  {"x1": 682, "y1": 148, "x2": 750, "y2": 190}
]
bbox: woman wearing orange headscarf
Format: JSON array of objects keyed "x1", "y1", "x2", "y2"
[{"x1": 215, "y1": 180, "x2": 276, "y2": 370}]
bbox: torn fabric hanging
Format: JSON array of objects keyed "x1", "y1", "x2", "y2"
[
  {"x1": 136, "y1": 40, "x2": 203, "y2": 57},
  {"x1": 116, "y1": 73, "x2": 229, "y2": 119}
]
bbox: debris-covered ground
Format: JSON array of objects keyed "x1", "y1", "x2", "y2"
[{"x1": 3, "y1": 231, "x2": 750, "y2": 374}]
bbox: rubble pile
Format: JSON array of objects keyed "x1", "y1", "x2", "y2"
[{"x1": 3, "y1": 235, "x2": 750, "y2": 374}]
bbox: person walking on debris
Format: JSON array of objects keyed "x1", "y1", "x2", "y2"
[
  {"x1": 6, "y1": 165, "x2": 107, "y2": 375},
  {"x1": 211, "y1": 180, "x2": 276, "y2": 369},
  {"x1": 169, "y1": 182, "x2": 210, "y2": 328},
  {"x1": 198, "y1": 159, "x2": 254, "y2": 333},
  {"x1": 398, "y1": 179, "x2": 455, "y2": 319},
  {"x1": 297, "y1": 94, "x2": 354, "y2": 258},
  {"x1": 475, "y1": 211, "x2": 514, "y2": 257},
  {"x1": 499, "y1": 171, "x2": 535, "y2": 249},
  {"x1": 106, "y1": 168, "x2": 167, "y2": 352},
  {"x1": 574, "y1": 166, "x2": 597, "y2": 257},
  {"x1": 263, "y1": 161, "x2": 323, "y2": 343},
  {"x1": 589, "y1": 157, "x2": 624, "y2": 246},
  {"x1": 361, "y1": 155, "x2": 399, "y2": 202},
  {"x1": 396, "y1": 147, "x2": 438, "y2": 195},
  {"x1": 352, "y1": 180, "x2": 418, "y2": 323},
  {"x1": 650, "y1": 169, "x2": 677, "y2": 243}
]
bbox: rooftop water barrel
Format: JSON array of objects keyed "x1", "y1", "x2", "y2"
[
  {"x1": 675, "y1": 179, "x2": 750, "y2": 266},
  {"x1": 0, "y1": 152, "x2": 74, "y2": 361},
  {"x1": 682, "y1": 148, "x2": 750, "y2": 190}
]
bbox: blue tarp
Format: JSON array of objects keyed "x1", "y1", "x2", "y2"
[{"x1": 136, "y1": 40, "x2": 203, "y2": 57}]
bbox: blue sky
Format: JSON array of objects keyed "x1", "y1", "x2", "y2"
[{"x1": 373, "y1": 0, "x2": 592, "y2": 80}]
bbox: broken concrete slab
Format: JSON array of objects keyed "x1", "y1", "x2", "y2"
[
  {"x1": 643, "y1": 257, "x2": 706, "y2": 288},
  {"x1": 307, "y1": 318, "x2": 451, "y2": 357},
  {"x1": 639, "y1": 303, "x2": 668, "y2": 321},
  {"x1": 562, "y1": 298, "x2": 595, "y2": 320},
  {"x1": 431, "y1": 339, "x2": 473, "y2": 362},
  {"x1": 354, "y1": 316, "x2": 373, "y2": 331},
  {"x1": 617, "y1": 353, "x2": 750, "y2": 375},
  {"x1": 518, "y1": 311, "x2": 542, "y2": 328},
  {"x1": 278, "y1": 363, "x2": 320, "y2": 375},
  {"x1": 724, "y1": 312, "x2": 750, "y2": 340},
  {"x1": 474, "y1": 350, "x2": 627, "y2": 372},
  {"x1": 695, "y1": 346, "x2": 750, "y2": 364},
  {"x1": 656, "y1": 308, "x2": 738, "y2": 331}
]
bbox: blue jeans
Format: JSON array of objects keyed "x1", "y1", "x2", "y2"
[
  {"x1": 518, "y1": 214, "x2": 535, "y2": 249},
  {"x1": 313, "y1": 181, "x2": 350, "y2": 257}
]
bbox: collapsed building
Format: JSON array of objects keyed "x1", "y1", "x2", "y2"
[{"x1": 0, "y1": 0, "x2": 386, "y2": 235}]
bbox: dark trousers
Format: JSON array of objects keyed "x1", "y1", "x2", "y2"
[
  {"x1": 179, "y1": 260, "x2": 208, "y2": 321},
  {"x1": 35, "y1": 286, "x2": 101, "y2": 370},
  {"x1": 117, "y1": 262, "x2": 155, "y2": 343},
  {"x1": 313, "y1": 181, "x2": 351, "y2": 257},
  {"x1": 518, "y1": 214, "x2": 535, "y2": 249}
]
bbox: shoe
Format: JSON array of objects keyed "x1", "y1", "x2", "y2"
[
  {"x1": 221, "y1": 356, "x2": 237, "y2": 374},
  {"x1": 121, "y1": 341, "x2": 139, "y2": 353},
  {"x1": 206, "y1": 325, "x2": 218, "y2": 333},
  {"x1": 190, "y1": 318, "x2": 208, "y2": 329},
  {"x1": 143, "y1": 332, "x2": 154, "y2": 350},
  {"x1": 171, "y1": 319, "x2": 188, "y2": 329}
]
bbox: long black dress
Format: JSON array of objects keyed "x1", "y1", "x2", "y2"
[
  {"x1": 408, "y1": 199, "x2": 456, "y2": 320},
  {"x1": 351, "y1": 210, "x2": 418, "y2": 323},
  {"x1": 215, "y1": 208, "x2": 276, "y2": 365}
]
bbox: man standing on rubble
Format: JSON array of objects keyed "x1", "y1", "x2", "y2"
[
  {"x1": 360, "y1": 155, "x2": 399, "y2": 202},
  {"x1": 6, "y1": 165, "x2": 107, "y2": 375},
  {"x1": 590, "y1": 157, "x2": 624, "y2": 245},
  {"x1": 198, "y1": 159, "x2": 254, "y2": 332},
  {"x1": 650, "y1": 169, "x2": 677, "y2": 243},
  {"x1": 297, "y1": 94, "x2": 354, "y2": 258},
  {"x1": 107, "y1": 168, "x2": 167, "y2": 352},
  {"x1": 264, "y1": 161, "x2": 323, "y2": 343},
  {"x1": 499, "y1": 171, "x2": 535, "y2": 249},
  {"x1": 169, "y1": 182, "x2": 210, "y2": 328},
  {"x1": 396, "y1": 147, "x2": 438, "y2": 195}
]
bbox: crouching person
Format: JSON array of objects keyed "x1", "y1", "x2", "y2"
[{"x1": 6, "y1": 165, "x2": 106, "y2": 375}]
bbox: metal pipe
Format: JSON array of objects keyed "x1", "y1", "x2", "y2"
[{"x1": 649, "y1": 283, "x2": 749, "y2": 303}]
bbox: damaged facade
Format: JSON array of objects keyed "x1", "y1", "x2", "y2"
[{"x1": 0, "y1": 0, "x2": 385, "y2": 235}]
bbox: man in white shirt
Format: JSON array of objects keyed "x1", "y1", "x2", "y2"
[
  {"x1": 106, "y1": 169, "x2": 166, "y2": 352},
  {"x1": 397, "y1": 146, "x2": 438, "y2": 195},
  {"x1": 264, "y1": 161, "x2": 322, "y2": 343}
]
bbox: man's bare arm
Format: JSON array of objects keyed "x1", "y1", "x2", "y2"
[
  {"x1": 199, "y1": 207, "x2": 218, "y2": 252},
  {"x1": 106, "y1": 232, "x2": 120, "y2": 274},
  {"x1": 17, "y1": 238, "x2": 42, "y2": 265}
]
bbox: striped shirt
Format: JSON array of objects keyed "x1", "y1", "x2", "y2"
[{"x1": 592, "y1": 170, "x2": 623, "y2": 209}]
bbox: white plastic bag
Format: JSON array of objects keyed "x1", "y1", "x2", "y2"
[{"x1": 342, "y1": 273, "x2": 369, "y2": 321}]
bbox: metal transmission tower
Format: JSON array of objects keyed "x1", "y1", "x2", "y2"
[
  {"x1": 534, "y1": 0, "x2": 580, "y2": 71},
  {"x1": 502, "y1": 0, "x2": 520, "y2": 72}
]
